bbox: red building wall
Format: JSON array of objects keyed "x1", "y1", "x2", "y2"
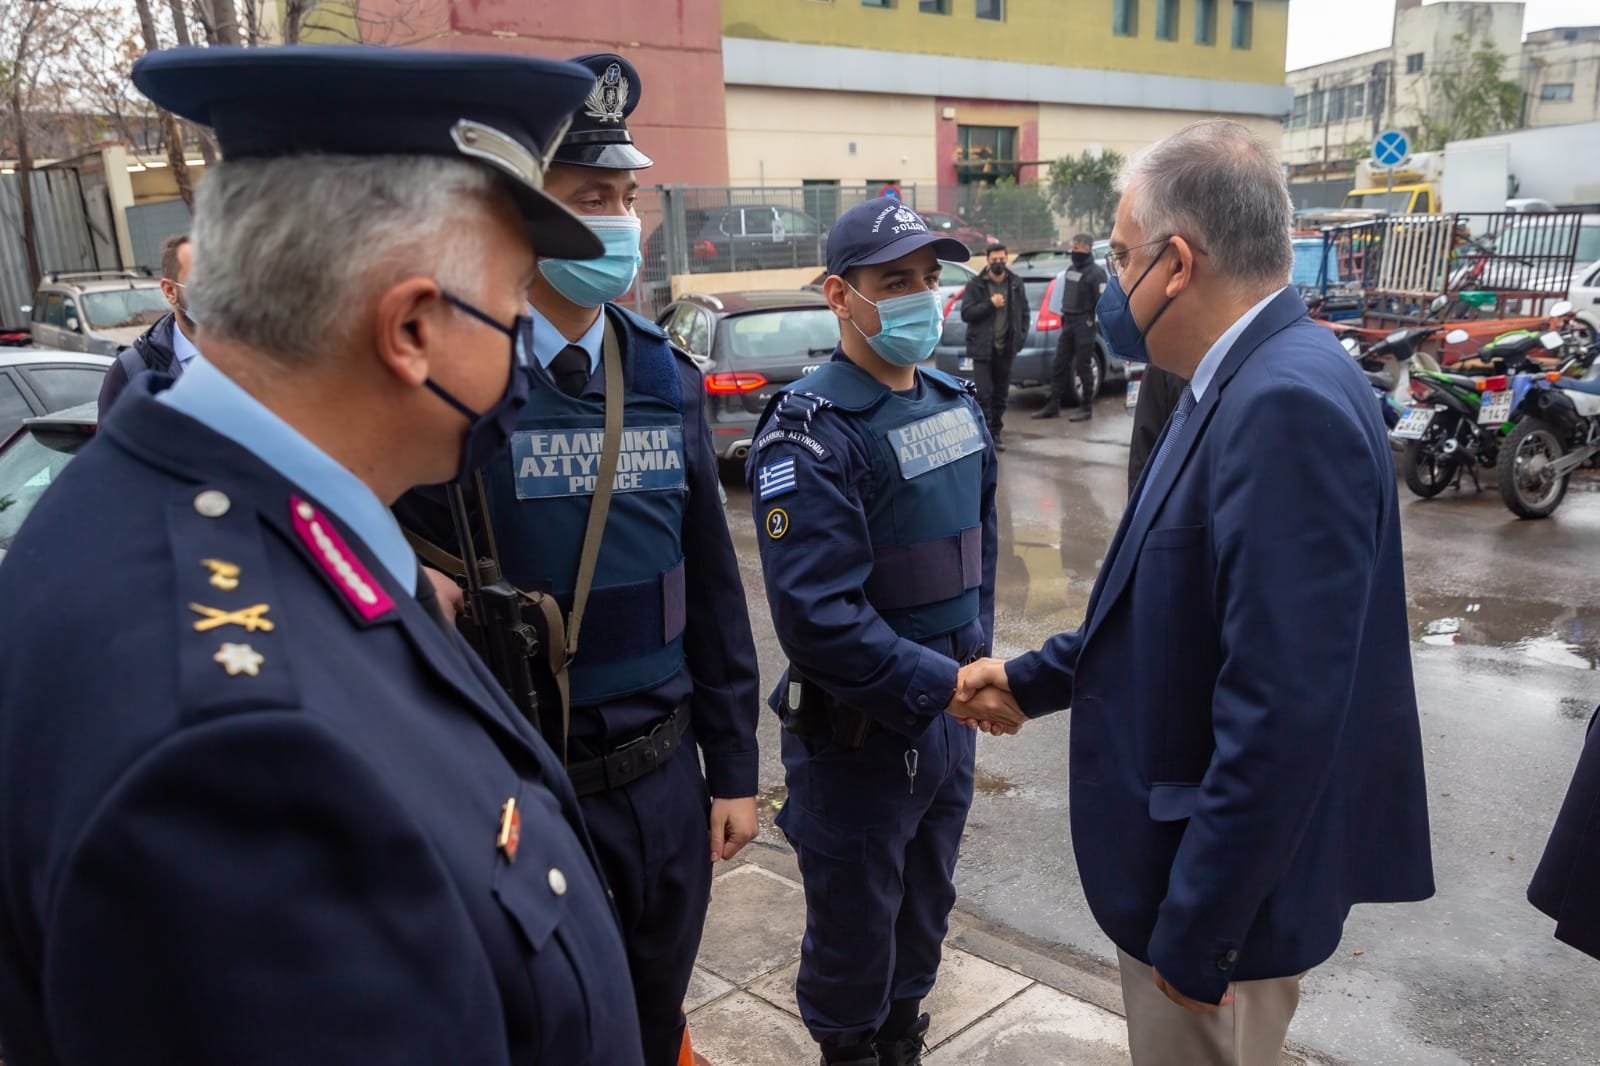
[{"x1": 363, "y1": 0, "x2": 729, "y2": 186}]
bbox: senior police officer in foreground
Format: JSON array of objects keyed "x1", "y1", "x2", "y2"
[
  {"x1": 400, "y1": 53, "x2": 760, "y2": 1066},
  {"x1": 0, "y1": 46, "x2": 644, "y2": 1065},
  {"x1": 746, "y1": 198, "x2": 1014, "y2": 1066}
]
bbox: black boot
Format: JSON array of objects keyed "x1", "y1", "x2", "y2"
[
  {"x1": 819, "y1": 1042, "x2": 878, "y2": 1066},
  {"x1": 1068, "y1": 406, "x2": 1093, "y2": 422},
  {"x1": 873, "y1": 1012, "x2": 931, "y2": 1066},
  {"x1": 1031, "y1": 401, "x2": 1061, "y2": 420}
]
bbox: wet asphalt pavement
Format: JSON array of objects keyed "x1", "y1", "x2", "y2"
[{"x1": 722, "y1": 387, "x2": 1600, "y2": 1066}]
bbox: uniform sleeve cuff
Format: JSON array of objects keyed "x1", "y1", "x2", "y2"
[
  {"x1": 893, "y1": 647, "x2": 959, "y2": 734},
  {"x1": 703, "y1": 750, "x2": 759, "y2": 799}
]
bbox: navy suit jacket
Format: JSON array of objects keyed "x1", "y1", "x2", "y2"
[
  {"x1": 1529, "y1": 705, "x2": 1600, "y2": 960},
  {"x1": 0, "y1": 380, "x2": 642, "y2": 1065},
  {"x1": 1007, "y1": 288, "x2": 1434, "y2": 1003}
]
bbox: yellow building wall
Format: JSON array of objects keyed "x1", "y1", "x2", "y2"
[
  {"x1": 1037, "y1": 103, "x2": 1284, "y2": 161},
  {"x1": 724, "y1": 87, "x2": 940, "y2": 186},
  {"x1": 722, "y1": 0, "x2": 1289, "y2": 85}
]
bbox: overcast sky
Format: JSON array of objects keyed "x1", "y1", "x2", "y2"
[{"x1": 1286, "y1": 0, "x2": 1600, "y2": 70}]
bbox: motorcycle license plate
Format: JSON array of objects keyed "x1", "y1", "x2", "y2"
[
  {"x1": 959, "y1": 357, "x2": 974, "y2": 372},
  {"x1": 1478, "y1": 390, "x2": 1512, "y2": 425},
  {"x1": 1393, "y1": 406, "x2": 1438, "y2": 440},
  {"x1": 1126, "y1": 378, "x2": 1141, "y2": 411}
]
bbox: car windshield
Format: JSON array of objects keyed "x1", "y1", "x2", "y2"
[
  {"x1": 0, "y1": 429, "x2": 86, "y2": 552},
  {"x1": 79, "y1": 288, "x2": 171, "y2": 330},
  {"x1": 938, "y1": 262, "x2": 975, "y2": 287},
  {"x1": 1342, "y1": 190, "x2": 1415, "y2": 214},
  {"x1": 723, "y1": 308, "x2": 840, "y2": 362},
  {"x1": 1495, "y1": 224, "x2": 1600, "y2": 264}
]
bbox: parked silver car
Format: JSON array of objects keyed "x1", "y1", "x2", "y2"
[
  {"x1": 0, "y1": 349, "x2": 112, "y2": 442},
  {"x1": 25, "y1": 270, "x2": 170, "y2": 356}
]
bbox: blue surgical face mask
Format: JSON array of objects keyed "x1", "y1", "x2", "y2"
[
  {"x1": 1095, "y1": 240, "x2": 1174, "y2": 366},
  {"x1": 537, "y1": 215, "x2": 642, "y2": 308},
  {"x1": 846, "y1": 283, "x2": 944, "y2": 367}
]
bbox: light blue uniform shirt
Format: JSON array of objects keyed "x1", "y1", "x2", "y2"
[
  {"x1": 157, "y1": 356, "x2": 416, "y2": 591},
  {"x1": 530, "y1": 305, "x2": 604, "y2": 374}
]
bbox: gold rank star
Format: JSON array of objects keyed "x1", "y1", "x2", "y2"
[{"x1": 213, "y1": 643, "x2": 265, "y2": 677}]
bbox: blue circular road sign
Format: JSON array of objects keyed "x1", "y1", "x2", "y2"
[{"x1": 1373, "y1": 129, "x2": 1410, "y2": 168}]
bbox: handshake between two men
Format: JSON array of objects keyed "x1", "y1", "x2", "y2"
[{"x1": 948, "y1": 657, "x2": 1026, "y2": 736}]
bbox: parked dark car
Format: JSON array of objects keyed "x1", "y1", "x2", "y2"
[
  {"x1": 0, "y1": 350, "x2": 113, "y2": 443},
  {"x1": 919, "y1": 210, "x2": 996, "y2": 251},
  {"x1": 933, "y1": 266, "x2": 1127, "y2": 403},
  {"x1": 657, "y1": 290, "x2": 840, "y2": 473},
  {"x1": 0, "y1": 400, "x2": 97, "y2": 565},
  {"x1": 644, "y1": 204, "x2": 827, "y2": 275}
]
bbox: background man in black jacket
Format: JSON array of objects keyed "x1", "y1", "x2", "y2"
[
  {"x1": 960, "y1": 244, "x2": 1028, "y2": 450},
  {"x1": 1034, "y1": 233, "x2": 1107, "y2": 422},
  {"x1": 96, "y1": 233, "x2": 198, "y2": 417}
]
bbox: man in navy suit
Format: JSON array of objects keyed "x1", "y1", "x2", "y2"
[
  {"x1": 953, "y1": 121, "x2": 1434, "y2": 1064},
  {"x1": 0, "y1": 46, "x2": 644, "y2": 1065}
]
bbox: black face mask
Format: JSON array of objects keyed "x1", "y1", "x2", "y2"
[
  {"x1": 989, "y1": 262, "x2": 1007, "y2": 276},
  {"x1": 1070, "y1": 250, "x2": 1091, "y2": 267},
  {"x1": 424, "y1": 292, "x2": 533, "y2": 483}
]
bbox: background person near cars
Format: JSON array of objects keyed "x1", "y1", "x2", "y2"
[
  {"x1": 96, "y1": 233, "x2": 200, "y2": 417},
  {"x1": 1034, "y1": 233, "x2": 1108, "y2": 422},
  {"x1": 960, "y1": 244, "x2": 1028, "y2": 450}
]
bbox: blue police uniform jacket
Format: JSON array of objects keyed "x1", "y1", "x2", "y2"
[
  {"x1": 1529, "y1": 704, "x2": 1600, "y2": 960},
  {"x1": 400, "y1": 304, "x2": 759, "y2": 796},
  {"x1": 1005, "y1": 288, "x2": 1435, "y2": 1004},
  {"x1": 747, "y1": 351, "x2": 998, "y2": 732},
  {"x1": 0, "y1": 376, "x2": 644, "y2": 1066}
]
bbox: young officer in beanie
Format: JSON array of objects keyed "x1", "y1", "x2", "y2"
[
  {"x1": 401, "y1": 54, "x2": 760, "y2": 1066},
  {"x1": 745, "y1": 198, "x2": 1016, "y2": 1066}
]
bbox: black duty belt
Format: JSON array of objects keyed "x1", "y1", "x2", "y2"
[{"x1": 566, "y1": 702, "x2": 690, "y2": 797}]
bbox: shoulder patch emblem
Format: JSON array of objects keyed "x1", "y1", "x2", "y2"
[
  {"x1": 766, "y1": 508, "x2": 791, "y2": 540},
  {"x1": 754, "y1": 427, "x2": 830, "y2": 460},
  {"x1": 290, "y1": 496, "x2": 396, "y2": 623},
  {"x1": 758, "y1": 457, "x2": 798, "y2": 500}
]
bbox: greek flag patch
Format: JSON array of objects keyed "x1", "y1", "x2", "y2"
[{"x1": 758, "y1": 457, "x2": 798, "y2": 500}]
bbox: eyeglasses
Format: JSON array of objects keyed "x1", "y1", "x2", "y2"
[
  {"x1": 1104, "y1": 236, "x2": 1209, "y2": 276},
  {"x1": 1103, "y1": 237, "x2": 1172, "y2": 275}
]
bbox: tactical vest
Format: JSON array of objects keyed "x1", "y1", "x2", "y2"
[
  {"x1": 484, "y1": 307, "x2": 689, "y2": 705},
  {"x1": 1059, "y1": 262, "x2": 1105, "y2": 317},
  {"x1": 772, "y1": 360, "x2": 986, "y2": 642}
]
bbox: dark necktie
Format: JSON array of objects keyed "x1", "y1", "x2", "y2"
[
  {"x1": 1134, "y1": 385, "x2": 1197, "y2": 517},
  {"x1": 550, "y1": 344, "x2": 591, "y2": 398}
]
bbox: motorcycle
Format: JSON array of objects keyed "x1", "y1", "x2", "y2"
[
  {"x1": 1497, "y1": 305, "x2": 1600, "y2": 519},
  {"x1": 1388, "y1": 316, "x2": 1565, "y2": 499}
]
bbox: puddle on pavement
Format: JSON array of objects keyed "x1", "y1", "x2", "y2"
[
  {"x1": 1410, "y1": 593, "x2": 1600, "y2": 670},
  {"x1": 973, "y1": 768, "x2": 1019, "y2": 797}
]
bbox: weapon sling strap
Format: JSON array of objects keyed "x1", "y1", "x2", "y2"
[{"x1": 402, "y1": 317, "x2": 624, "y2": 766}]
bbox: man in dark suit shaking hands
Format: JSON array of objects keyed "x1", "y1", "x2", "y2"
[{"x1": 952, "y1": 121, "x2": 1434, "y2": 1065}]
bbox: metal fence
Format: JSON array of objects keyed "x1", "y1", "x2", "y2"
[
  {"x1": 0, "y1": 161, "x2": 120, "y2": 330},
  {"x1": 1318, "y1": 210, "x2": 1584, "y2": 324}
]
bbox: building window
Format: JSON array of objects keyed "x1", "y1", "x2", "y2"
[
  {"x1": 976, "y1": 0, "x2": 1004, "y2": 19},
  {"x1": 1156, "y1": 0, "x2": 1179, "y2": 40},
  {"x1": 1348, "y1": 83, "x2": 1365, "y2": 117},
  {"x1": 1405, "y1": 52, "x2": 1424, "y2": 74},
  {"x1": 918, "y1": 0, "x2": 948, "y2": 11},
  {"x1": 1230, "y1": 0, "x2": 1252, "y2": 48},
  {"x1": 1308, "y1": 89, "x2": 1325, "y2": 127},
  {"x1": 1195, "y1": 0, "x2": 1217, "y2": 44},
  {"x1": 861, "y1": 0, "x2": 892, "y2": 7},
  {"x1": 1541, "y1": 82, "x2": 1575, "y2": 101},
  {"x1": 956, "y1": 125, "x2": 1017, "y2": 184},
  {"x1": 1327, "y1": 86, "x2": 1346, "y2": 122},
  {"x1": 1113, "y1": 0, "x2": 1137, "y2": 37},
  {"x1": 1290, "y1": 94, "x2": 1307, "y2": 129}
]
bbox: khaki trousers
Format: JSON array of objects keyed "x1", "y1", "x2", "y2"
[{"x1": 1117, "y1": 949, "x2": 1302, "y2": 1066}]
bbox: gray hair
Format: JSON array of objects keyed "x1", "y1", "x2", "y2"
[
  {"x1": 1120, "y1": 120, "x2": 1293, "y2": 289},
  {"x1": 187, "y1": 155, "x2": 498, "y2": 362}
]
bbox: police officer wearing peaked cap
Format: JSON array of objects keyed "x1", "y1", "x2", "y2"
[
  {"x1": 0, "y1": 45, "x2": 646, "y2": 1066},
  {"x1": 401, "y1": 52, "x2": 761, "y2": 1066},
  {"x1": 744, "y1": 198, "x2": 1009, "y2": 1066}
]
